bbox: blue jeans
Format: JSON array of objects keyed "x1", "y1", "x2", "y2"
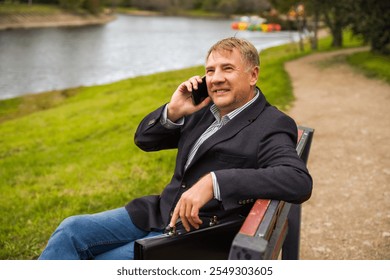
[{"x1": 39, "y1": 207, "x2": 163, "y2": 260}]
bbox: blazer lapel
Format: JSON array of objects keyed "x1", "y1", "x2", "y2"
[{"x1": 185, "y1": 92, "x2": 268, "y2": 171}]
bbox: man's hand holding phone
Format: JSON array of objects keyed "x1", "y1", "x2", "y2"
[{"x1": 167, "y1": 76, "x2": 211, "y2": 122}]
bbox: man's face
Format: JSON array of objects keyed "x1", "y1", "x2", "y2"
[{"x1": 205, "y1": 48, "x2": 259, "y2": 116}]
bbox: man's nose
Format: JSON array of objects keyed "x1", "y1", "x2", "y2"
[{"x1": 210, "y1": 69, "x2": 225, "y2": 84}]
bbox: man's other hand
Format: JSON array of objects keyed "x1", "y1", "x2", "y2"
[{"x1": 169, "y1": 173, "x2": 214, "y2": 232}]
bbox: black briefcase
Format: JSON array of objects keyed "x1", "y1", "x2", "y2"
[{"x1": 134, "y1": 214, "x2": 245, "y2": 260}]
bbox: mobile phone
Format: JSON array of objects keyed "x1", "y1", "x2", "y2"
[{"x1": 191, "y1": 76, "x2": 208, "y2": 105}]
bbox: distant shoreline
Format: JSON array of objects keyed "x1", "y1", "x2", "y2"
[
  {"x1": 0, "y1": 7, "x2": 231, "y2": 31},
  {"x1": 0, "y1": 12, "x2": 116, "y2": 31}
]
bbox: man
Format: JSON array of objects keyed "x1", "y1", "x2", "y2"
[{"x1": 39, "y1": 37, "x2": 312, "y2": 260}]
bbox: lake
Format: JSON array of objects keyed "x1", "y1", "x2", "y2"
[{"x1": 0, "y1": 14, "x2": 298, "y2": 100}]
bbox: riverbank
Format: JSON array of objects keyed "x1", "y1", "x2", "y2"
[
  {"x1": 0, "y1": 7, "x2": 116, "y2": 30},
  {"x1": 0, "y1": 3, "x2": 228, "y2": 31},
  {"x1": 0, "y1": 41, "x2": 302, "y2": 124}
]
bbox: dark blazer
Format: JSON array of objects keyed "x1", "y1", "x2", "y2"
[{"x1": 126, "y1": 89, "x2": 312, "y2": 231}]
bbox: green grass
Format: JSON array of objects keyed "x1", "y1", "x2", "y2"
[
  {"x1": 259, "y1": 43, "x2": 311, "y2": 110},
  {"x1": 0, "y1": 2, "x2": 99, "y2": 15},
  {"x1": 0, "y1": 68, "x2": 200, "y2": 259},
  {"x1": 0, "y1": 3, "x2": 61, "y2": 14},
  {"x1": 346, "y1": 51, "x2": 390, "y2": 83},
  {"x1": 317, "y1": 29, "x2": 364, "y2": 51},
  {"x1": 0, "y1": 30, "x2": 369, "y2": 259}
]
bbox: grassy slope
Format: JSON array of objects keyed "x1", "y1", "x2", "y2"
[
  {"x1": 0, "y1": 68, "x2": 199, "y2": 259},
  {"x1": 346, "y1": 51, "x2": 390, "y2": 83},
  {"x1": 0, "y1": 31, "x2": 370, "y2": 259},
  {"x1": 0, "y1": 3, "x2": 61, "y2": 14}
]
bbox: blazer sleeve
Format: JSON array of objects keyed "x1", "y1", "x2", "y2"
[
  {"x1": 134, "y1": 104, "x2": 181, "y2": 151},
  {"x1": 214, "y1": 115, "x2": 313, "y2": 207}
]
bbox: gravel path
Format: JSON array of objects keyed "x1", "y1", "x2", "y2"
[{"x1": 286, "y1": 47, "x2": 390, "y2": 259}]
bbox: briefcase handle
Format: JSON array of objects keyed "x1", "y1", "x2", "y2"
[{"x1": 165, "y1": 216, "x2": 219, "y2": 236}]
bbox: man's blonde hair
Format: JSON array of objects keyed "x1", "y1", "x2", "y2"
[{"x1": 206, "y1": 37, "x2": 260, "y2": 69}]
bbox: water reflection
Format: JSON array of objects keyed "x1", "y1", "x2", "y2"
[{"x1": 0, "y1": 15, "x2": 297, "y2": 100}]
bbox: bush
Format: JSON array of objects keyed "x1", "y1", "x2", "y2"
[{"x1": 59, "y1": 0, "x2": 85, "y2": 11}]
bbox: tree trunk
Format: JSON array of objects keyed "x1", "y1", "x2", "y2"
[
  {"x1": 331, "y1": 24, "x2": 343, "y2": 47},
  {"x1": 310, "y1": 9, "x2": 319, "y2": 50},
  {"x1": 296, "y1": 17, "x2": 304, "y2": 52},
  {"x1": 323, "y1": 11, "x2": 343, "y2": 48}
]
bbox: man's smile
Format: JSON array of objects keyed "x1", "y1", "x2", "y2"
[{"x1": 212, "y1": 88, "x2": 230, "y2": 94}]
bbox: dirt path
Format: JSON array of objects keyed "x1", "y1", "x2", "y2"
[{"x1": 286, "y1": 48, "x2": 390, "y2": 259}]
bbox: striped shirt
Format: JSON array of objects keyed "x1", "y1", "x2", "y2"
[{"x1": 161, "y1": 89, "x2": 259, "y2": 200}]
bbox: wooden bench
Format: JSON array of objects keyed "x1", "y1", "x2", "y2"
[{"x1": 134, "y1": 126, "x2": 314, "y2": 260}]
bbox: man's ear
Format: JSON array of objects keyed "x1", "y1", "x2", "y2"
[{"x1": 249, "y1": 66, "x2": 259, "y2": 86}]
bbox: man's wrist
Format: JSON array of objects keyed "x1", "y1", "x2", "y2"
[
  {"x1": 167, "y1": 103, "x2": 184, "y2": 123},
  {"x1": 161, "y1": 105, "x2": 184, "y2": 128},
  {"x1": 210, "y1": 172, "x2": 222, "y2": 201}
]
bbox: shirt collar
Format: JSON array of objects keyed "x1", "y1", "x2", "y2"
[{"x1": 210, "y1": 88, "x2": 260, "y2": 123}]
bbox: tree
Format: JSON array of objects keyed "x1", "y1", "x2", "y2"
[
  {"x1": 235, "y1": 0, "x2": 271, "y2": 14},
  {"x1": 58, "y1": 0, "x2": 103, "y2": 14},
  {"x1": 306, "y1": 0, "x2": 321, "y2": 50},
  {"x1": 32, "y1": 0, "x2": 60, "y2": 4},
  {"x1": 59, "y1": 0, "x2": 85, "y2": 11},
  {"x1": 271, "y1": 0, "x2": 317, "y2": 50},
  {"x1": 131, "y1": 0, "x2": 171, "y2": 11},
  {"x1": 320, "y1": 0, "x2": 352, "y2": 47},
  {"x1": 217, "y1": 0, "x2": 238, "y2": 16},
  {"x1": 84, "y1": 0, "x2": 101, "y2": 14},
  {"x1": 349, "y1": 0, "x2": 390, "y2": 54},
  {"x1": 271, "y1": 0, "x2": 353, "y2": 48}
]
